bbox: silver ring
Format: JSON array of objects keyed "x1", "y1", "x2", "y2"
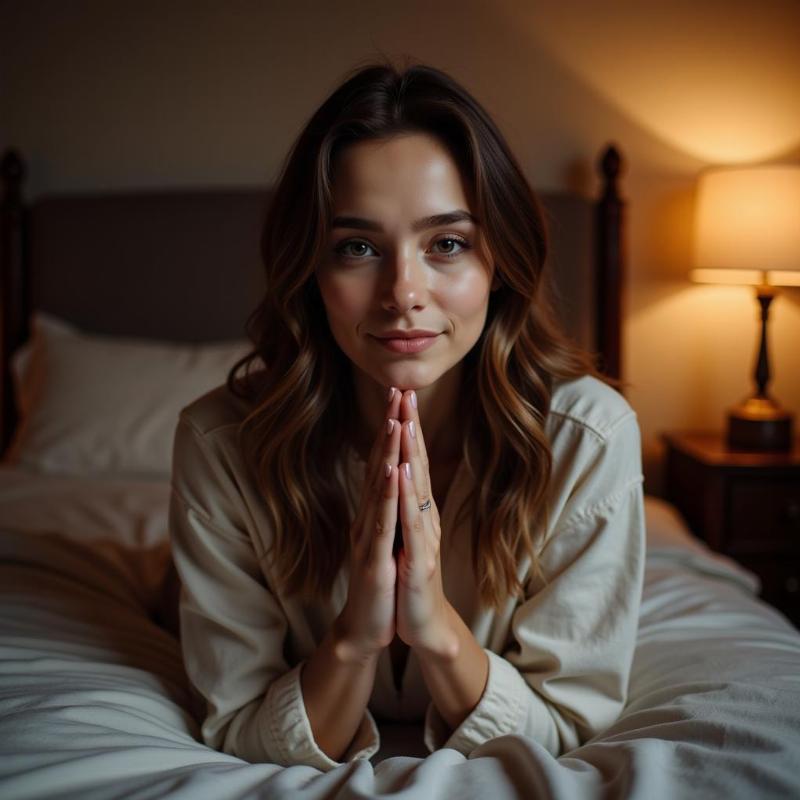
[{"x1": 418, "y1": 498, "x2": 431, "y2": 512}]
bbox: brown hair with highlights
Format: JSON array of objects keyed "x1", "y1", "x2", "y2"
[{"x1": 227, "y1": 57, "x2": 621, "y2": 611}]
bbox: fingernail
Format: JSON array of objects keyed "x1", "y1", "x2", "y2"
[
  {"x1": 410, "y1": 391, "x2": 417, "y2": 409},
  {"x1": 384, "y1": 462, "x2": 392, "y2": 478},
  {"x1": 404, "y1": 462, "x2": 411, "y2": 479},
  {"x1": 387, "y1": 418, "x2": 395, "y2": 436},
  {"x1": 387, "y1": 386, "x2": 395, "y2": 403},
  {"x1": 409, "y1": 420, "x2": 416, "y2": 439}
]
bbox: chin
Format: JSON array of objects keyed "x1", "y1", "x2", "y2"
[{"x1": 362, "y1": 361, "x2": 439, "y2": 392}]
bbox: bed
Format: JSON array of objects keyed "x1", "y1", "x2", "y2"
[{"x1": 1, "y1": 144, "x2": 800, "y2": 800}]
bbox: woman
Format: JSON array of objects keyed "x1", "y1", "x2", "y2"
[{"x1": 169, "y1": 59, "x2": 645, "y2": 772}]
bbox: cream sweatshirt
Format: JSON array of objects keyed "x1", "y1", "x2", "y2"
[{"x1": 169, "y1": 374, "x2": 645, "y2": 771}]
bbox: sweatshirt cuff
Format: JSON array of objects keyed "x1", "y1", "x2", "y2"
[
  {"x1": 264, "y1": 661, "x2": 380, "y2": 771},
  {"x1": 423, "y1": 648, "x2": 553, "y2": 756}
]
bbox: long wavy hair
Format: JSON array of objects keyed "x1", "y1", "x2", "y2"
[{"x1": 227, "y1": 57, "x2": 622, "y2": 611}]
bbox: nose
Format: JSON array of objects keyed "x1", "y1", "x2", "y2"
[{"x1": 380, "y1": 244, "x2": 428, "y2": 313}]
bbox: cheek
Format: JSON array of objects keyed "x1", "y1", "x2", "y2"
[
  {"x1": 437, "y1": 271, "x2": 491, "y2": 325},
  {"x1": 318, "y1": 274, "x2": 371, "y2": 328}
]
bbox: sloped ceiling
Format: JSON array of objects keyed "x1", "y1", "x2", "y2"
[{"x1": 502, "y1": 0, "x2": 800, "y2": 163}]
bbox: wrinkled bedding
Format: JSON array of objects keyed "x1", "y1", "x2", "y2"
[{"x1": 1, "y1": 466, "x2": 799, "y2": 799}]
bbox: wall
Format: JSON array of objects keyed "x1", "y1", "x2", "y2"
[{"x1": 2, "y1": 0, "x2": 799, "y2": 495}]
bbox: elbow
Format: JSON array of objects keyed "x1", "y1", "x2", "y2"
[{"x1": 204, "y1": 698, "x2": 276, "y2": 764}]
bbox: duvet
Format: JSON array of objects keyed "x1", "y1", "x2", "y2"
[{"x1": 1, "y1": 466, "x2": 799, "y2": 800}]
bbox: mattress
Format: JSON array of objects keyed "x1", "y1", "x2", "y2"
[{"x1": 1, "y1": 465, "x2": 799, "y2": 799}]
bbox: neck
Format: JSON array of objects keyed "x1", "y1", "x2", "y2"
[{"x1": 351, "y1": 364, "x2": 464, "y2": 466}]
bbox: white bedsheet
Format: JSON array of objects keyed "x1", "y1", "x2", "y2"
[{"x1": 1, "y1": 466, "x2": 799, "y2": 799}]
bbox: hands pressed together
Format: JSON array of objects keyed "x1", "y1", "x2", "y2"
[
  {"x1": 302, "y1": 385, "x2": 487, "y2": 761},
  {"x1": 339, "y1": 385, "x2": 458, "y2": 662}
]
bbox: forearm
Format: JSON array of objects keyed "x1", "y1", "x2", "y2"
[
  {"x1": 300, "y1": 617, "x2": 381, "y2": 762},
  {"x1": 416, "y1": 602, "x2": 489, "y2": 733}
]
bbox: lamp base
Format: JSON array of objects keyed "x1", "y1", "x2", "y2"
[{"x1": 726, "y1": 396, "x2": 794, "y2": 451}]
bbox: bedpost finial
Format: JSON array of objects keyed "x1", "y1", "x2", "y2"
[
  {"x1": 1, "y1": 149, "x2": 26, "y2": 203},
  {"x1": 599, "y1": 145, "x2": 622, "y2": 182},
  {"x1": 598, "y1": 144, "x2": 624, "y2": 200},
  {"x1": 1, "y1": 149, "x2": 25, "y2": 183}
]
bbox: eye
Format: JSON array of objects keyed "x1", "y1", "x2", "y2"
[
  {"x1": 332, "y1": 234, "x2": 472, "y2": 262},
  {"x1": 334, "y1": 239, "x2": 377, "y2": 260},
  {"x1": 432, "y1": 236, "x2": 471, "y2": 259}
]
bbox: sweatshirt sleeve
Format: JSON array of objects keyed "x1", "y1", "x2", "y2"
[
  {"x1": 169, "y1": 415, "x2": 380, "y2": 771},
  {"x1": 424, "y1": 410, "x2": 646, "y2": 757}
]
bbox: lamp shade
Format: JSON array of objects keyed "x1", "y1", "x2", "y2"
[{"x1": 692, "y1": 164, "x2": 800, "y2": 286}]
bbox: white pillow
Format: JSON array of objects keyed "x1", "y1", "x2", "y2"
[{"x1": 5, "y1": 312, "x2": 251, "y2": 477}]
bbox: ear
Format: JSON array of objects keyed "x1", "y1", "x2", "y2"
[{"x1": 490, "y1": 271, "x2": 502, "y2": 292}]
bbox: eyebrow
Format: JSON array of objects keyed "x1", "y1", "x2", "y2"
[{"x1": 331, "y1": 209, "x2": 478, "y2": 233}]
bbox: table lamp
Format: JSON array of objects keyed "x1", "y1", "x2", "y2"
[{"x1": 691, "y1": 164, "x2": 800, "y2": 452}]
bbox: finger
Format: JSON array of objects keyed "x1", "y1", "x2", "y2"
[
  {"x1": 358, "y1": 412, "x2": 401, "y2": 553},
  {"x1": 400, "y1": 390, "x2": 431, "y2": 489},
  {"x1": 364, "y1": 386, "x2": 401, "y2": 484},
  {"x1": 402, "y1": 419, "x2": 441, "y2": 544},
  {"x1": 402, "y1": 418, "x2": 431, "y2": 516},
  {"x1": 371, "y1": 463, "x2": 399, "y2": 564},
  {"x1": 354, "y1": 386, "x2": 401, "y2": 532},
  {"x1": 398, "y1": 461, "x2": 424, "y2": 565},
  {"x1": 400, "y1": 390, "x2": 438, "y2": 528},
  {"x1": 380, "y1": 389, "x2": 402, "y2": 487}
]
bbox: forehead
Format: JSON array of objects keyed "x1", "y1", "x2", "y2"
[{"x1": 329, "y1": 133, "x2": 471, "y2": 209}]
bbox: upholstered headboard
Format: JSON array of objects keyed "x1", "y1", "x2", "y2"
[{"x1": 0, "y1": 145, "x2": 626, "y2": 454}]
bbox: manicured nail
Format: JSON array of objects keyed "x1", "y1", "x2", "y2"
[
  {"x1": 409, "y1": 420, "x2": 416, "y2": 439},
  {"x1": 404, "y1": 462, "x2": 411, "y2": 480},
  {"x1": 387, "y1": 386, "x2": 395, "y2": 403},
  {"x1": 385, "y1": 462, "x2": 392, "y2": 478},
  {"x1": 387, "y1": 418, "x2": 395, "y2": 435},
  {"x1": 410, "y1": 391, "x2": 417, "y2": 409}
]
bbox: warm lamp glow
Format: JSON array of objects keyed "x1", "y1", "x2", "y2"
[
  {"x1": 690, "y1": 269, "x2": 764, "y2": 286},
  {"x1": 768, "y1": 270, "x2": 800, "y2": 287},
  {"x1": 693, "y1": 165, "x2": 800, "y2": 280},
  {"x1": 689, "y1": 163, "x2": 798, "y2": 452},
  {"x1": 509, "y1": 4, "x2": 800, "y2": 163},
  {"x1": 690, "y1": 269, "x2": 800, "y2": 287}
]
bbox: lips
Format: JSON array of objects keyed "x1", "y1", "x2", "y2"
[
  {"x1": 375, "y1": 329, "x2": 440, "y2": 339},
  {"x1": 372, "y1": 333, "x2": 441, "y2": 354}
]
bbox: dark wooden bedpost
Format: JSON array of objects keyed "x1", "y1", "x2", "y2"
[
  {"x1": 596, "y1": 144, "x2": 625, "y2": 385},
  {"x1": 0, "y1": 148, "x2": 28, "y2": 456}
]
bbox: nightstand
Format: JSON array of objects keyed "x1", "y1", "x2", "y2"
[{"x1": 662, "y1": 431, "x2": 800, "y2": 627}]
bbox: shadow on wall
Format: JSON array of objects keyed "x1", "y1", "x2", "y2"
[{"x1": 507, "y1": 0, "x2": 800, "y2": 164}]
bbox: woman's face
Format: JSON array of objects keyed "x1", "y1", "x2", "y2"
[{"x1": 315, "y1": 132, "x2": 497, "y2": 392}]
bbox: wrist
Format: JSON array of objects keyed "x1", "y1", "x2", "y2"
[
  {"x1": 412, "y1": 605, "x2": 460, "y2": 664},
  {"x1": 415, "y1": 629, "x2": 459, "y2": 664},
  {"x1": 330, "y1": 614, "x2": 385, "y2": 666}
]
